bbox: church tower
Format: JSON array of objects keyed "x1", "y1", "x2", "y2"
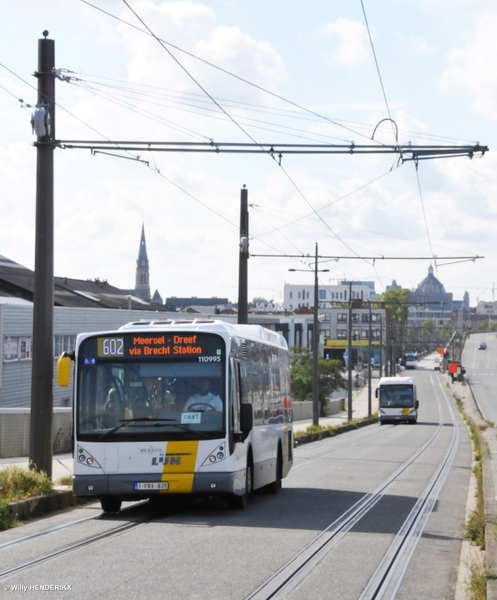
[{"x1": 135, "y1": 223, "x2": 151, "y2": 300}]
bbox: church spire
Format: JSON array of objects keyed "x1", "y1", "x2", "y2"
[{"x1": 135, "y1": 223, "x2": 151, "y2": 300}]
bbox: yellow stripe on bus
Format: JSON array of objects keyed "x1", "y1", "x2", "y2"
[{"x1": 160, "y1": 440, "x2": 199, "y2": 493}]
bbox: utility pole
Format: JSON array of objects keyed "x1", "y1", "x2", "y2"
[
  {"x1": 347, "y1": 282, "x2": 353, "y2": 422},
  {"x1": 312, "y1": 243, "x2": 319, "y2": 427},
  {"x1": 29, "y1": 32, "x2": 55, "y2": 477},
  {"x1": 238, "y1": 186, "x2": 249, "y2": 324},
  {"x1": 288, "y1": 244, "x2": 328, "y2": 426},
  {"x1": 368, "y1": 301, "x2": 372, "y2": 417}
]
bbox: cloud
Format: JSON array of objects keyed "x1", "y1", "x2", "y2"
[
  {"x1": 440, "y1": 10, "x2": 497, "y2": 120},
  {"x1": 119, "y1": 1, "x2": 287, "y2": 104},
  {"x1": 325, "y1": 18, "x2": 371, "y2": 67}
]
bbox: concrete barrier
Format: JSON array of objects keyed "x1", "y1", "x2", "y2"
[
  {"x1": 0, "y1": 408, "x2": 72, "y2": 458},
  {"x1": 292, "y1": 398, "x2": 344, "y2": 420}
]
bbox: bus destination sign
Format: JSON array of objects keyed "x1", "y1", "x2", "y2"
[{"x1": 95, "y1": 333, "x2": 223, "y2": 360}]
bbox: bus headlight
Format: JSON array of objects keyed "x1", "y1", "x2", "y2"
[
  {"x1": 76, "y1": 445, "x2": 102, "y2": 469},
  {"x1": 202, "y1": 443, "x2": 227, "y2": 466}
]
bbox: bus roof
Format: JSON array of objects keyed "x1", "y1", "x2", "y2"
[
  {"x1": 379, "y1": 376, "x2": 414, "y2": 385},
  {"x1": 111, "y1": 319, "x2": 289, "y2": 349}
]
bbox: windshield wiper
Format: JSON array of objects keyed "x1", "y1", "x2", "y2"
[
  {"x1": 98, "y1": 417, "x2": 175, "y2": 440},
  {"x1": 98, "y1": 417, "x2": 214, "y2": 440}
]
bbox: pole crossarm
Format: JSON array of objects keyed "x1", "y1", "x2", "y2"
[
  {"x1": 55, "y1": 140, "x2": 488, "y2": 162},
  {"x1": 252, "y1": 254, "x2": 483, "y2": 261}
]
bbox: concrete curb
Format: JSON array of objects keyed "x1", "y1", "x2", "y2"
[{"x1": 7, "y1": 488, "x2": 77, "y2": 521}]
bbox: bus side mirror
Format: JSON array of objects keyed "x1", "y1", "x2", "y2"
[
  {"x1": 57, "y1": 353, "x2": 73, "y2": 387},
  {"x1": 375, "y1": 388, "x2": 379, "y2": 398},
  {"x1": 239, "y1": 403, "x2": 253, "y2": 442},
  {"x1": 416, "y1": 400, "x2": 419, "y2": 409}
]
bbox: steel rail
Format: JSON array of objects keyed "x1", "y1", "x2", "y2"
[
  {"x1": 0, "y1": 500, "x2": 146, "y2": 550},
  {"x1": 0, "y1": 514, "x2": 152, "y2": 581}
]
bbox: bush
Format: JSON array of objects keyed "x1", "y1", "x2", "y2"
[
  {"x1": 0, "y1": 465, "x2": 53, "y2": 503},
  {"x1": 0, "y1": 500, "x2": 18, "y2": 531}
]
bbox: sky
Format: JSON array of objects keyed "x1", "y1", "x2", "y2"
[{"x1": 1, "y1": 0, "x2": 496, "y2": 306}]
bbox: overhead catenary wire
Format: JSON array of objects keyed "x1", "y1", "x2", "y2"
[
  {"x1": 415, "y1": 161, "x2": 436, "y2": 268},
  {"x1": 360, "y1": 0, "x2": 396, "y2": 142},
  {"x1": 0, "y1": 61, "x2": 243, "y2": 234},
  {"x1": 67, "y1": 70, "x2": 481, "y2": 146},
  {"x1": 69, "y1": 77, "x2": 362, "y2": 145},
  {"x1": 119, "y1": 0, "x2": 378, "y2": 265}
]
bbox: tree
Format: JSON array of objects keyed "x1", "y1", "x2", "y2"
[
  {"x1": 421, "y1": 318, "x2": 435, "y2": 342},
  {"x1": 249, "y1": 296, "x2": 269, "y2": 308},
  {"x1": 377, "y1": 288, "x2": 409, "y2": 369},
  {"x1": 290, "y1": 347, "x2": 344, "y2": 416}
]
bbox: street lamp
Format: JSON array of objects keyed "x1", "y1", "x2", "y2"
[{"x1": 289, "y1": 243, "x2": 329, "y2": 426}]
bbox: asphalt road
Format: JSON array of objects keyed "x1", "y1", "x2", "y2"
[
  {"x1": 463, "y1": 331, "x2": 497, "y2": 424},
  {"x1": 0, "y1": 363, "x2": 472, "y2": 599}
]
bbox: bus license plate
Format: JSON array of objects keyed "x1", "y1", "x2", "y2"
[{"x1": 134, "y1": 482, "x2": 169, "y2": 490}]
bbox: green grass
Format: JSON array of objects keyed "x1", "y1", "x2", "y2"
[
  {"x1": 56, "y1": 474, "x2": 72, "y2": 487},
  {"x1": 453, "y1": 391, "x2": 489, "y2": 599},
  {"x1": 466, "y1": 554, "x2": 487, "y2": 600}
]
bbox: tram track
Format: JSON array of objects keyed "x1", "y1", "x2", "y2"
[
  {"x1": 246, "y1": 375, "x2": 457, "y2": 600},
  {"x1": 0, "y1": 500, "x2": 146, "y2": 551},
  {"x1": 0, "y1": 513, "x2": 152, "y2": 580},
  {"x1": 0, "y1": 496, "x2": 200, "y2": 581}
]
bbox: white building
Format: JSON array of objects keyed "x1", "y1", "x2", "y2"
[
  {"x1": 407, "y1": 306, "x2": 452, "y2": 328},
  {"x1": 275, "y1": 281, "x2": 375, "y2": 312},
  {"x1": 476, "y1": 301, "x2": 497, "y2": 316}
]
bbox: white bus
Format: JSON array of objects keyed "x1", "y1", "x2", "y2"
[
  {"x1": 404, "y1": 352, "x2": 417, "y2": 369},
  {"x1": 376, "y1": 376, "x2": 418, "y2": 424},
  {"x1": 58, "y1": 320, "x2": 293, "y2": 512}
]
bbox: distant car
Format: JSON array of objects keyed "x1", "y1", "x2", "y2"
[{"x1": 478, "y1": 342, "x2": 487, "y2": 350}]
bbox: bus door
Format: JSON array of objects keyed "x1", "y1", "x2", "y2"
[{"x1": 229, "y1": 360, "x2": 242, "y2": 453}]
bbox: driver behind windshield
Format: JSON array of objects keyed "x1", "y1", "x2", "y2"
[{"x1": 183, "y1": 378, "x2": 222, "y2": 412}]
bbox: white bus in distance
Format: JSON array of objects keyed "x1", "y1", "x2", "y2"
[
  {"x1": 376, "y1": 376, "x2": 418, "y2": 424},
  {"x1": 404, "y1": 352, "x2": 417, "y2": 369},
  {"x1": 58, "y1": 320, "x2": 293, "y2": 513}
]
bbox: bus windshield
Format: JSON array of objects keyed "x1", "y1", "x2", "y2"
[
  {"x1": 77, "y1": 333, "x2": 226, "y2": 441},
  {"x1": 379, "y1": 384, "x2": 414, "y2": 409}
]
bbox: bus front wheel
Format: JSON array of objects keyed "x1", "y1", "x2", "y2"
[
  {"x1": 229, "y1": 456, "x2": 253, "y2": 509},
  {"x1": 101, "y1": 497, "x2": 122, "y2": 513}
]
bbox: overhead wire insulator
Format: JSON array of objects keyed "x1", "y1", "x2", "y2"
[
  {"x1": 240, "y1": 236, "x2": 249, "y2": 256},
  {"x1": 31, "y1": 106, "x2": 50, "y2": 137}
]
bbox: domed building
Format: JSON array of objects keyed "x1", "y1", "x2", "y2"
[{"x1": 409, "y1": 265, "x2": 453, "y2": 311}]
